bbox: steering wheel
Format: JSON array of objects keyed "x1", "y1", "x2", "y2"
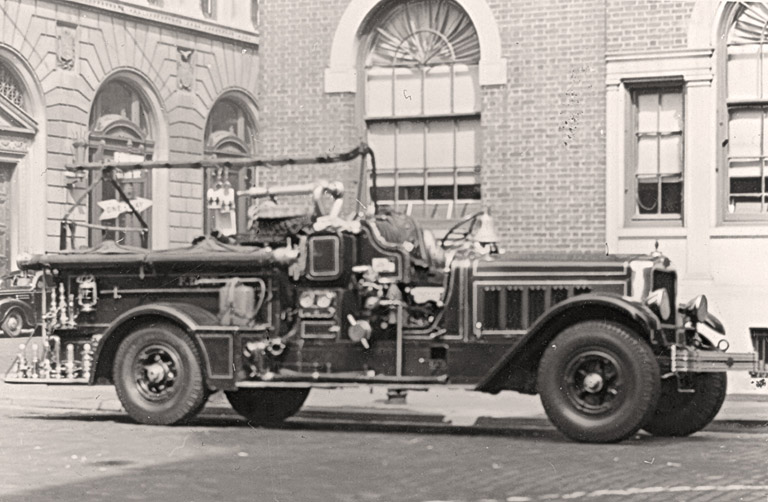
[{"x1": 439, "y1": 211, "x2": 484, "y2": 250}]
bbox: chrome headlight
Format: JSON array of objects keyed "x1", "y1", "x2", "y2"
[
  {"x1": 298, "y1": 291, "x2": 315, "y2": 309},
  {"x1": 315, "y1": 292, "x2": 333, "y2": 309},
  {"x1": 646, "y1": 288, "x2": 672, "y2": 321},
  {"x1": 681, "y1": 294, "x2": 708, "y2": 324}
]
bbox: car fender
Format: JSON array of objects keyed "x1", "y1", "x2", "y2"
[
  {"x1": 475, "y1": 293, "x2": 661, "y2": 394},
  {"x1": 90, "y1": 302, "x2": 220, "y2": 385},
  {"x1": 0, "y1": 298, "x2": 36, "y2": 326}
]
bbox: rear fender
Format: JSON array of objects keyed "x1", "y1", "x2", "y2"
[
  {"x1": 475, "y1": 294, "x2": 661, "y2": 394},
  {"x1": 91, "y1": 303, "x2": 226, "y2": 389}
]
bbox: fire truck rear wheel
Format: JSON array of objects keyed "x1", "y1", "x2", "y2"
[
  {"x1": 225, "y1": 388, "x2": 310, "y2": 425},
  {"x1": 113, "y1": 323, "x2": 208, "y2": 425},
  {"x1": 643, "y1": 372, "x2": 727, "y2": 437},
  {"x1": 537, "y1": 321, "x2": 661, "y2": 443}
]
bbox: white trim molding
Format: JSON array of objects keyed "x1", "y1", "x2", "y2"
[
  {"x1": 606, "y1": 48, "x2": 714, "y2": 86},
  {"x1": 324, "y1": 0, "x2": 506, "y2": 93},
  {"x1": 605, "y1": 48, "x2": 716, "y2": 279}
]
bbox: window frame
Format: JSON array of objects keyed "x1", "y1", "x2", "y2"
[
  {"x1": 88, "y1": 80, "x2": 155, "y2": 248},
  {"x1": 358, "y1": 0, "x2": 483, "y2": 227},
  {"x1": 719, "y1": 2, "x2": 768, "y2": 223},
  {"x1": 203, "y1": 96, "x2": 258, "y2": 236},
  {"x1": 623, "y1": 78, "x2": 685, "y2": 228}
]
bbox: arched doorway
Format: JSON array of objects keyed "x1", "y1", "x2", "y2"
[
  {"x1": 0, "y1": 62, "x2": 38, "y2": 274},
  {"x1": 88, "y1": 78, "x2": 157, "y2": 248}
]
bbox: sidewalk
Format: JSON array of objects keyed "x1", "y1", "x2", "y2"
[{"x1": 1, "y1": 380, "x2": 766, "y2": 432}]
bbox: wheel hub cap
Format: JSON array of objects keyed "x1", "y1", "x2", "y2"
[
  {"x1": 583, "y1": 372, "x2": 604, "y2": 393},
  {"x1": 145, "y1": 363, "x2": 168, "y2": 384},
  {"x1": 135, "y1": 346, "x2": 179, "y2": 400}
]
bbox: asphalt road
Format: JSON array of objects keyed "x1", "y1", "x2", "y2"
[{"x1": 0, "y1": 404, "x2": 767, "y2": 502}]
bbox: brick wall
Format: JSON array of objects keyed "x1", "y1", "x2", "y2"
[
  {"x1": 606, "y1": 0, "x2": 696, "y2": 53},
  {"x1": 259, "y1": 0, "x2": 609, "y2": 253}
]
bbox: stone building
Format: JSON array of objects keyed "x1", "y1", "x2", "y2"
[{"x1": 0, "y1": 0, "x2": 259, "y2": 270}]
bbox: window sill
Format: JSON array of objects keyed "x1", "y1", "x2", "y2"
[
  {"x1": 618, "y1": 227, "x2": 688, "y2": 239},
  {"x1": 710, "y1": 226, "x2": 768, "y2": 239}
]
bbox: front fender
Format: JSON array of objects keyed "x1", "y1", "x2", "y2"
[
  {"x1": 90, "y1": 302, "x2": 219, "y2": 385},
  {"x1": 0, "y1": 298, "x2": 36, "y2": 326},
  {"x1": 475, "y1": 294, "x2": 661, "y2": 394}
]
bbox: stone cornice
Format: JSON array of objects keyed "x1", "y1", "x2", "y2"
[{"x1": 56, "y1": 0, "x2": 259, "y2": 46}]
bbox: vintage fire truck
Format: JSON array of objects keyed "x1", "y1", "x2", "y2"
[{"x1": 4, "y1": 145, "x2": 764, "y2": 443}]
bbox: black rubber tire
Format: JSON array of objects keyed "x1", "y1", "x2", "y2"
[
  {"x1": 225, "y1": 388, "x2": 310, "y2": 425},
  {"x1": 113, "y1": 323, "x2": 208, "y2": 425},
  {"x1": 2, "y1": 309, "x2": 24, "y2": 338},
  {"x1": 537, "y1": 321, "x2": 661, "y2": 443},
  {"x1": 643, "y1": 372, "x2": 727, "y2": 437}
]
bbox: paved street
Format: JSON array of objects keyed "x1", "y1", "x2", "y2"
[{"x1": 0, "y1": 404, "x2": 767, "y2": 502}]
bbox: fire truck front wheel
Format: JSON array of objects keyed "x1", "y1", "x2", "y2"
[
  {"x1": 113, "y1": 323, "x2": 208, "y2": 425},
  {"x1": 225, "y1": 388, "x2": 310, "y2": 425},
  {"x1": 537, "y1": 321, "x2": 661, "y2": 443}
]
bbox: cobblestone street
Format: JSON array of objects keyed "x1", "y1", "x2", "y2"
[{"x1": 1, "y1": 405, "x2": 767, "y2": 502}]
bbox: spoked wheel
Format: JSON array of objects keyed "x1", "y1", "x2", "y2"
[
  {"x1": 225, "y1": 388, "x2": 310, "y2": 425},
  {"x1": 114, "y1": 323, "x2": 208, "y2": 425},
  {"x1": 643, "y1": 372, "x2": 727, "y2": 437},
  {"x1": 537, "y1": 321, "x2": 660, "y2": 443},
  {"x1": 2, "y1": 309, "x2": 24, "y2": 338}
]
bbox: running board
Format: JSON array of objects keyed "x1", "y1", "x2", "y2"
[{"x1": 236, "y1": 373, "x2": 448, "y2": 388}]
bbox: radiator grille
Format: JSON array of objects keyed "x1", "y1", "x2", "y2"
[
  {"x1": 477, "y1": 285, "x2": 593, "y2": 334},
  {"x1": 750, "y1": 328, "x2": 768, "y2": 376}
]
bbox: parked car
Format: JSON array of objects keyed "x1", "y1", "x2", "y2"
[{"x1": 0, "y1": 270, "x2": 49, "y2": 337}]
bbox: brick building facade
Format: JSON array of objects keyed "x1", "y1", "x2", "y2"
[{"x1": 257, "y1": 0, "x2": 768, "y2": 378}]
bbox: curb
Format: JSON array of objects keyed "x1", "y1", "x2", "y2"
[{"x1": 2, "y1": 398, "x2": 766, "y2": 432}]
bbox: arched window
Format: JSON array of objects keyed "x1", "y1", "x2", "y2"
[
  {"x1": 204, "y1": 96, "x2": 257, "y2": 234},
  {"x1": 723, "y1": 3, "x2": 768, "y2": 220},
  {"x1": 0, "y1": 65, "x2": 24, "y2": 109},
  {"x1": 363, "y1": 0, "x2": 482, "y2": 222},
  {"x1": 89, "y1": 79, "x2": 155, "y2": 247}
]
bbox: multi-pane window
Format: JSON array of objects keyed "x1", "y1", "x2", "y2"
[
  {"x1": 628, "y1": 86, "x2": 684, "y2": 220},
  {"x1": 363, "y1": 0, "x2": 482, "y2": 222},
  {"x1": 89, "y1": 80, "x2": 154, "y2": 248},
  {"x1": 204, "y1": 98, "x2": 257, "y2": 234},
  {"x1": 725, "y1": 2, "x2": 768, "y2": 218}
]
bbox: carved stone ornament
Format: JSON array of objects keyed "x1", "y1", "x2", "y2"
[
  {"x1": 57, "y1": 23, "x2": 76, "y2": 71},
  {"x1": 177, "y1": 48, "x2": 194, "y2": 91},
  {"x1": 0, "y1": 134, "x2": 30, "y2": 159}
]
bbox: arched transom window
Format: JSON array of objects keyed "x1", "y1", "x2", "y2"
[
  {"x1": 724, "y1": 2, "x2": 768, "y2": 219},
  {"x1": 89, "y1": 79, "x2": 155, "y2": 247},
  {"x1": 364, "y1": 0, "x2": 482, "y2": 222},
  {"x1": 0, "y1": 65, "x2": 24, "y2": 109}
]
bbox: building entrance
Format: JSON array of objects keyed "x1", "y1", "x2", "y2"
[{"x1": 0, "y1": 163, "x2": 13, "y2": 275}]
